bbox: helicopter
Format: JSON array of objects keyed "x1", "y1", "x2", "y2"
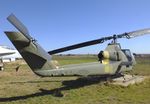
[{"x1": 4, "y1": 14, "x2": 150, "y2": 78}]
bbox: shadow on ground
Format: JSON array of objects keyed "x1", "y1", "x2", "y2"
[{"x1": 0, "y1": 76, "x2": 115, "y2": 102}]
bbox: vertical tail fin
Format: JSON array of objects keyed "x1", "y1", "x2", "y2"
[
  {"x1": 5, "y1": 14, "x2": 58, "y2": 77},
  {"x1": 4, "y1": 31, "x2": 56, "y2": 76}
]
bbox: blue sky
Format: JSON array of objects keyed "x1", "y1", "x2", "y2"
[{"x1": 0, "y1": 0, "x2": 150, "y2": 54}]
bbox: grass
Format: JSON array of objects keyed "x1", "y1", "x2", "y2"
[
  {"x1": 0, "y1": 56, "x2": 150, "y2": 104},
  {"x1": 133, "y1": 57, "x2": 150, "y2": 76}
]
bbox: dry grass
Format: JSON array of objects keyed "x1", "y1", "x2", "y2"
[{"x1": 0, "y1": 56, "x2": 149, "y2": 104}]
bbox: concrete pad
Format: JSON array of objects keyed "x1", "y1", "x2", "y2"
[{"x1": 112, "y1": 74, "x2": 147, "y2": 87}]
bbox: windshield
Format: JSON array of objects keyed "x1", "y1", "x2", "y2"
[{"x1": 122, "y1": 49, "x2": 132, "y2": 61}]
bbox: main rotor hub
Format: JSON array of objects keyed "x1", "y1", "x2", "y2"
[{"x1": 112, "y1": 34, "x2": 117, "y2": 43}]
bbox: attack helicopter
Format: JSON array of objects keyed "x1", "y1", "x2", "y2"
[{"x1": 4, "y1": 14, "x2": 150, "y2": 78}]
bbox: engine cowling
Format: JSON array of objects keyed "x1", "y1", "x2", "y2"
[{"x1": 98, "y1": 51, "x2": 121, "y2": 63}]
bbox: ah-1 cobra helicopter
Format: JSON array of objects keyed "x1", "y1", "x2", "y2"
[{"x1": 4, "y1": 14, "x2": 150, "y2": 78}]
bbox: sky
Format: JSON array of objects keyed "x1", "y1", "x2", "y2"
[{"x1": 0, "y1": 0, "x2": 150, "y2": 54}]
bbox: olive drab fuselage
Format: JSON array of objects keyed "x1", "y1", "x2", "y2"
[
  {"x1": 5, "y1": 13, "x2": 145, "y2": 78},
  {"x1": 5, "y1": 32, "x2": 136, "y2": 77}
]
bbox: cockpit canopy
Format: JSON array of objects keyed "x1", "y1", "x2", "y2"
[{"x1": 121, "y1": 49, "x2": 132, "y2": 61}]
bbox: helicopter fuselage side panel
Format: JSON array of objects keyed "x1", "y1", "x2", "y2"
[{"x1": 34, "y1": 61, "x2": 125, "y2": 77}]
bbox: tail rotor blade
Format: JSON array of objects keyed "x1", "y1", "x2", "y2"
[{"x1": 7, "y1": 14, "x2": 32, "y2": 40}]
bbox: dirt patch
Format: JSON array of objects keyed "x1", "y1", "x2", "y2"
[{"x1": 112, "y1": 74, "x2": 147, "y2": 86}]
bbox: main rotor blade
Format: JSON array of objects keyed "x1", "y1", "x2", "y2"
[
  {"x1": 48, "y1": 38, "x2": 106, "y2": 55},
  {"x1": 127, "y1": 28, "x2": 150, "y2": 38},
  {"x1": 49, "y1": 28, "x2": 150, "y2": 54},
  {"x1": 7, "y1": 14, "x2": 32, "y2": 40},
  {"x1": 117, "y1": 28, "x2": 150, "y2": 38}
]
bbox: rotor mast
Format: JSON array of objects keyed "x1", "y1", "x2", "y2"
[{"x1": 112, "y1": 35, "x2": 117, "y2": 44}]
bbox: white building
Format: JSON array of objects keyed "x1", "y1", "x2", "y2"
[{"x1": 0, "y1": 45, "x2": 22, "y2": 62}]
